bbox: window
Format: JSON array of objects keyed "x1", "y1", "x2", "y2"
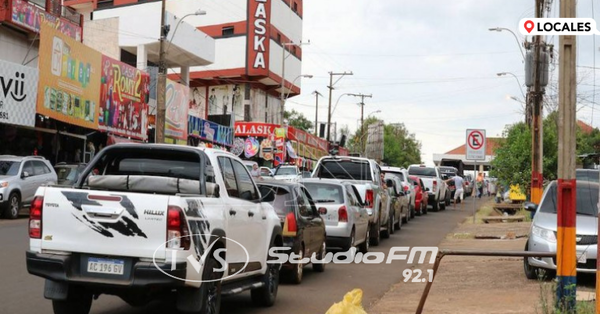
[
  {"x1": 408, "y1": 166, "x2": 437, "y2": 177},
  {"x1": 222, "y1": 26, "x2": 234, "y2": 36},
  {"x1": 33, "y1": 161, "x2": 49, "y2": 176},
  {"x1": 260, "y1": 185, "x2": 294, "y2": 217},
  {"x1": 22, "y1": 161, "x2": 34, "y2": 177},
  {"x1": 0, "y1": 161, "x2": 20, "y2": 176},
  {"x1": 316, "y1": 160, "x2": 372, "y2": 181},
  {"x1": 218, "y1": 157, "x2": 238, "y2": 197},
  {"x1": 232, "y1": 160, "x2": 258, "y2": 201},
  {"x1": 303, "y1": 182, "x2": 344, "y2": 204},
  {"x1": 539, "y1": 182, "x2": 598, "y2": 216},
  {"x1": 298, "y1": 188, "x2": 313, "y2": 217}
]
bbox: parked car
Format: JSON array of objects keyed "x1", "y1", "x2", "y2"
[
  {"x1": 523, "y1": 180, "x2": 599, "y2": 279},
  {"x1": 301, "y1": 178, "x2": 370, "y2": 253},
  {"x1": 463, "y1": 174, "x2": 474, "y2": 197},
  {"x1": 312, "y1": 156, "x2": 391, "y2": 245},
  {"x1": 273, "y1": 164, "x2": 302, "y2": 182},
  {"x1": 242, "y1": 160, "x2": 259, "y2": 172},
  {"x1": 54, "y1": 162, "x2": 87, "y2": 186},
  {"x1": 383, "y1": 172, "x2": 409, "y2": 227},
  {"x1": 439, "y1": 166, "x2": 458, "y2": 202},
  {"x1": 381, "y1": 166, "x2": 415, "y2": 220},
  {"x1": 260, "y1": 166, "x2": 274, "y2": 177},
  {"x1": 27, "y1": 144, "x2": 283, "y2": 313},
  {"x1": 407, "y1": 164, "x2": 448, "y2": 211},
  {"x1": 409, "y1": 175, "x2": 429, "y2": 215},
  {"x1": 257, "y1": 180, "x2": 327, "y2": 284},
  {"x1": 0, "y1": 155, "x2": 57, "y2": 219},
  {"x1": 576, "y1": 168, "x2": 599, "y2": 183}
]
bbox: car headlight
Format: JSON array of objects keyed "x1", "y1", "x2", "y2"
[
  {"x1": 532, "y1": 225, "x2": 557, "y2": 243},
  {"x1": 0, "y1": 182, "x2": 8, "y2": 188}
]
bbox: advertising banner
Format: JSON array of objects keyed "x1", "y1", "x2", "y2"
[
  {"x1": 274, "y1": 127, "x2": 286, "y2": 166},
  {"x1": 234, "y1": 122, "x2": 278, "y2": 137},
  {"x1": 98, "y1": 56, "x2": 150, "y2": 140},
  {"x1": 0, "y1": 59, "x2": 38, "y2": 127},
  {"x1": 260, "y1": 138, "x2": 274, "y2": 160},
  {"x1": 11, "y1": 0, "x2": 82, "y2": 41},
  {"x1": 188, "y1": 115, "x2": 234, "y2": 147},
  {"x1": 247, "y1": 0, "x2": 271, "y2": 76},
  {"x1": 245, "y1": 137, "x2": 260, "y2": 158},
  {"x1": 165, "y1": 79, "x2": 189, "y2": 140},
  {"x1": 37, "y1": 23, "x2": 101, "y2": 130},
  {"x1": 231, "y1": 137, "x2": 245, "y2": 156}
]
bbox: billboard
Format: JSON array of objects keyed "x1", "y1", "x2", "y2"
[
  {"x1": 37, "y1": 22, "x2": 101, "y2": 130},
  {"x1": 365, "y1": 120, "x2": 385, "y2": 161},
  {"x1": 189, "y1": 86, "x2": 206, "y2": 119},
  {"x1": 165, "y1": 79, "x2": 189, "y2": 140},
  {"x1": 11, "y1": 0, "x2": 82, "y2": 41},
  {"x1": 0, "y1": 59, "x2": 38, "y2": 127},
  {"x1": 98, "y1": 56, "x2": 150, "y2": 140}
]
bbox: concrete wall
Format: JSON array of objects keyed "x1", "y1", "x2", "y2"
[
  {"x1": 83, "y1": 17, "x2": 120, "y2": 60},
  {"x1": 0, "y1": 27, "x2": 38, "y2": 67}
]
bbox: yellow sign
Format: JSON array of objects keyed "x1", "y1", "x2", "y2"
[{"x1": 37, "y1": 22, "x2": 102, "y2": 130}]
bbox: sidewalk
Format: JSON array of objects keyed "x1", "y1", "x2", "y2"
[{"x1": 367, "y1": 200, "x2": 545, "y2": 314}]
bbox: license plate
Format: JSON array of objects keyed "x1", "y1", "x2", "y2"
[
  {"x1": 577, "y1": 252, "x2": 587, "y2": 264},
  {"x1": 87, "y1": 257, "x2": 125, "y2": 275}
]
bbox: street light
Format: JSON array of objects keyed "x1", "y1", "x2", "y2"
[
  {"x1": 284, "y1": 75, "x2": 313, "y2": 100},
  {"x1": 280, "y1": 41, "x2": 310, "y2": 123},
  {"x1": 368, "y1": 109, "x2": 381, "y2": 117},
  {"x1": 331, "y1": 93, "x2": 354, "y2": 116},
  {"x1": 166, "y1": 9, "x2": 207, "y2": 55},
  {"x1": 488, "y1": 27, "x2": 526, "y2": 60},
  {"x1": 497, "y1": 72, "x2": 526, "y2": 98}
]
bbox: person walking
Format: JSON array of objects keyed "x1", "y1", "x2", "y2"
[{"x1": 446, "y1": 175, "x2": 465, "y2": 208}]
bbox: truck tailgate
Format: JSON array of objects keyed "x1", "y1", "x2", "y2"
[{"x1": 41, "y1": 187, "x2": 169, "y2": 260}]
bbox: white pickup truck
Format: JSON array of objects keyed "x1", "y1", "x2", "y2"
[
  {"x1": 312, "y1": 156, "x2": 392, "y2": 245},
  {"x1": 26, "y1": 143, "x2": 283, "y2": 314},
  {"x1": 407, "y1": 164, "x2": 448, "y2": 211}
]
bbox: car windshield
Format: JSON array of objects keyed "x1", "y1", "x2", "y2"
[
  {"x1": 56, "y1": 167, "x2": 79, "y2": 182},
  {"x1": 0, "y1": 161, "x2": 20, "y2": 176},
  {"x1": 408, "y1": 166, "x2": 437, "y2": 177},
  {"x1": 383, "y1": 171, "x2": 404, "y2": 181},
  {"x1": 316, "y1": 160, "x2": 372, "y2": 181},
  {"x1": 275, "y1": 167, "x2": 297, "y2": 176},
  {"x1": 576, "y1": 170, "x2": 599, "y2": 183},
  {"x1": 539, "y1": 183, "x2": 599, "y2": 216},
  {"x1": 303, "y1": 183, "x2": 344, "y2": 204}
]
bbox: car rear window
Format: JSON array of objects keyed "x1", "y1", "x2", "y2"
[
  {"x1": 259, "y1": 185, "x2": 294, "y2": 217},
  {"x1": 408, "y1": 166, "x2": 437, "y2": 177},
  {"x1": 56, "y1": 167, "x2": 78, "y2": 181},
  {"x1": 316, "y1": 160, "x2": 372, "y2": 181},
  {"x1": 383, "y1": 171, "x2": 404, "y2": 181},
  {"x1": 303, "y1": 183, "x2": 344, "y2": 204},
  {"x1": 576, "y1": 170, "x2": 599, "y2": 183}
]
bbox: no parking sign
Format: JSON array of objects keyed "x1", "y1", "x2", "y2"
[{"x1": 466, "y1": 129, "x2": 486, "y2": 160}]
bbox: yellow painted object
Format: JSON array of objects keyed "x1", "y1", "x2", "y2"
[
  {"x1": 325, "y1": 289, "x2": 368, "y2": 314},
  {"x1": 509, "y1": 184, "x2": 526, "y2": 202}
]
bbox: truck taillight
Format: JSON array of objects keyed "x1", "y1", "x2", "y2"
[
  {"x1": 167, "y1": 205, "x2": 190, "y2": 250},
  {"x1": 365, "y1": 189, "x2": 374, "y2": 208},
  {"x1": 433, "y1": 181, "x2": 437, "y2": 193},
  {"x1": 29, "y1": 196, "x2": 43, "y2": 239},
  {"x1": 338, "y1": 206, "x2": 348, "y2": 222}
]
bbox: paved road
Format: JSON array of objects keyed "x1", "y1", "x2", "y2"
[{"x1": 0, "y1": 198, "x2": 484, "y2": 314}]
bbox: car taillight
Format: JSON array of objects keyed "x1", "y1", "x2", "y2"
[
  {"x1": 283, "y1": 212, "x2": 297, "y2": 236},
  {"x1": 404, "y1": 185, "x2": 409, "y2": 192},
  {"x1": 166, "y1": 205, "x2": 190, "y2": 250},
  {"x1": 365, "y1": 189, "x2": 374, "y2": 208},
  {"x1": 338, "y1": 206, "x2": 348, "y2": 222},
  {"x1": 29, "y1": 196, "x2": 43, "y2": 239},
  {"x1": 433, "y1": 181, "x2": 437, "y2": 193}
]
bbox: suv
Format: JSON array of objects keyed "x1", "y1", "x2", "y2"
[
  {"x1": 273, "y1": 164, "x2": 302, "y2": 182},
  {"x1": 0, "y1": 155, "x2": 57, "y2": 219}
]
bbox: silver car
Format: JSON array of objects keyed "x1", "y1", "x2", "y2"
[
  {"x1": 301, "y1": 179, "x2": 370, "y2": 252},
  {"x1": 524, "y1": 180, "x2": 598, "y2": 278},
  {"x1": 0, "y1": 155, "x2": 57, "y2": 219}
]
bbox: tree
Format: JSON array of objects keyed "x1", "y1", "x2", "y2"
[{"x1": 284, "y1": 110, "x2": 313, "y2": 131}]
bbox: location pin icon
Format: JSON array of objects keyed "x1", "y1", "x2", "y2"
[{"x1": 524, "y1": 20, "x2": 534, "y2": 33}]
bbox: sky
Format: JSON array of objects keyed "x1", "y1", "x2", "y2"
[{"x1": 285, "y1": 0, "x2": 600, "y2": 165}]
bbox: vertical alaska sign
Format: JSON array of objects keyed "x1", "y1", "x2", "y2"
[{"x1": 247, "y1": 0, "x2": 270, "y2": 76}]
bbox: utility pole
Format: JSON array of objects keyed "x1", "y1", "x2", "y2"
[
  {"x1": 327, "y1": 71, "x2": 353, "y2": 142},
  {"x1": 556, "y1": 0, "x2": 577, "y2": 310},
  {"x1": 155, "y1": 0, "x2": 168, "y2": 143},
  {"x1": 313, "y1": 91, "x2": 322, "y2": 136},
  {"x1": 530, "y1": 0, "x2": 545, "y2": 205},
  {"x1": 348, "y1": 93, "x2": 372, "y2": 151}
]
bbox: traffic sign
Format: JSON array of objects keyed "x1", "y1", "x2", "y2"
[{"x1": 466, "y1": 129, "x2": 486, "y2": 160}]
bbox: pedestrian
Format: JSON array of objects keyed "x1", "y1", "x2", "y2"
[
  {"x1": 250, "y1": 164, "x2": 262, "y2": 180},
  {"x1": 445, "y1": 175, "x2": 465, "y2": 208},
  {"x1": 476, "y1": 173, "x2": 484, "y2": 198}
]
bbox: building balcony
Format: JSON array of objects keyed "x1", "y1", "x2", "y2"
[{"x1": 0, "y1": 0, "x2": 83, "y2": 40}]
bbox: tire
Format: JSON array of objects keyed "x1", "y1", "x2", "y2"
[
  {"x1": 389, "y1": 212, "x2": 395, "y2": 234},
  {"x1": 523, "y1": 241, "x2": 538, "y2": 280},
  {"x1": 432, "y1": 200, "x2": 439, "y2": 212},
  {"x1": 287, "y1": 248, "x2": 304, "y2": 284},
  {"x1": 358, "y1": 227, "x2": 370, "y2": 253},
  {"x1": 199, "y1": 257, "x2": 222, "y2": 313},
  {"x1": 440, "y1": 200, "x2": 446, "y2": 210},
  {"x1": 422, "y1": 202, "x2": 428, "y2": 215},
  {"x1": 410, "y1": 204, "x2": 415, "y2": 219},
  {"x1": 52, "y1": 288, "x2": 92, "y2": 314},
  {"x1": 251, "y1": 243, "x2": 280, "y2": 307},
  {"x1": 342, "y1": 229, "x2": 355, "y2": 252},
  {"x1": 394, "y1": 211, "x2": 401, "y2": 230},
  {"x1": 369, "y1": 223, "x2": 381, "y2": 246},
  {"x1": 4, "y1": 192, "x2": 20, "y2": 219},
  {"x1": 381, "y1": 216, "x2": 391, "y2": 239},
  {"x1": 312, "y1": 241, "x2": 326, "y2": 272}
]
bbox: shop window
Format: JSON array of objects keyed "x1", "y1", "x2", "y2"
[
  {"x1": 244, "y1": 105, "x2": 251, "y2": 121},
  {"x1": 222, "y1": 26, "x2": 234, "y2": 36}
]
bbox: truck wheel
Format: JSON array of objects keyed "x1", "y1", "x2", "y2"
[
  {"x1": 52, "y1": 288, "x2": 92, "y2": 314},
  {"x1": 369, "y1": 223, "x2": 381, "y2": 246},
  {"x1": 440, "y1": 200, "x2": 446, "y2": 210},
  {"x1": 342, "y1": 229, "x2": 355, "y2": 251},
  {"x1": 394, "y1": 211, "x2": 401, "y2": 230},
  {"x1": 432, "y1": 201, "x2": 439, "y2": 212},
  {"x1": 4, "y1": 192, "x2": 20, "y2": 219},
  {"x1": 251, "y1": 244, "x2": 280, "y2": 307},
  {"x1": 312, "y1": 241, "x2": 326, "y2": 272},
  {"x1": 381, "y1": 217, "x2": 391, "y2": 239},
  {"x1": 287, "y1": 248, "x2": 304, "y2": 284},
  {"x1": 199, "y1": 257, "x2": 222, "y2": 313},
  {"x1": 410, "y1": 204, "x2": 415, "y2": 219},
  {"x1": 389, "y1": 211, "x2": 395, "y2": 235},
  {"x1": 358, "y1": 227, "x2": 370, "y2": 253}
]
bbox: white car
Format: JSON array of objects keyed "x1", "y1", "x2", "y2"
[
  {"x1": 272, "y1": 164, "x2": 302, "y2": 182},
  {"x1": 26, "y1": 144, "x2": 283, "y2": 314}
]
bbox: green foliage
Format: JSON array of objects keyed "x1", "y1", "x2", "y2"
[{"x1": 284, "y1": 109, "x2": 313, "y2": 131}]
